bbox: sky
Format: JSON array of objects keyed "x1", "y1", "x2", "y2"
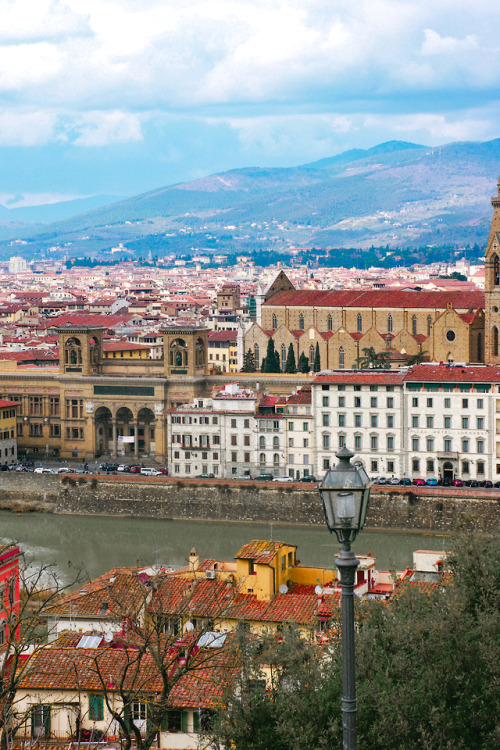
[{"x1": 1, "y1": 0, "x2": 500, "y2": 206}]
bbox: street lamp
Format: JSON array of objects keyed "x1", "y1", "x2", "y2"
[{"x1": 318, "y1": 446, "x2": 372, "y2": 750}]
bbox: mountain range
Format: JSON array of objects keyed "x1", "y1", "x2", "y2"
[{"x1": 2, "y1": 138, "x2": 500, "y2": 256}]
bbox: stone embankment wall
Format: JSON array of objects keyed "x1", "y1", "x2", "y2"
[{"x1": 0, "y1": 473, "x2": 497, "y2": 533}]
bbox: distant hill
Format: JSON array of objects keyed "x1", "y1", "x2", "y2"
[{"x1": 2, "y1": 139, "x2": 500, "y2": 254}]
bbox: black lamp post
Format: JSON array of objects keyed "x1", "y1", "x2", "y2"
[{"x1": 318, "y1": 446, "x2": 371, "y2": 750}]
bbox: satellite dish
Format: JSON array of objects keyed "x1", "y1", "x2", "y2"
[
  {"x1": 314, "y1": 585, "x2": 323, "y2": 596},
  {"x1": 278, "y1": 584, "x2": 288, "y2": 594},
  {"x1": 104, "y1": 632, "x2": 113, "y2": 642},
  {"x1": 185, "y1": 621, "x2": 194, "y2": 631}
]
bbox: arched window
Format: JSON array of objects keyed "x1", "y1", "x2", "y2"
[
  {"x1": 273, "y1": 436, "x2": 279, "y2": 449},
  {"x1": 357, "y1": 313, "x2": 362, "y2": 333},
  {"x1": 299, "y1": 314, "x2": 304, "y2": 331},
  {"x1": 477, "y1": 332, "x2": 483, "y2": 362},
  {"x1": 493, "y1": 326, "x2": 499, "y2": 357},
  {"x1": 427, "y1": 315, "x2": 432, "y2": 336},
  {"x1": 272, "y1": 313, "x2": 277, "y2": 329},
  {"x1": 328, "y1": 314, "x2": 333, "y2": 332},
  {"x1": 339, "y1": 346, "x2": 345, "y2": 369},
  {"x1": 273, "y1": 453, "x2": 280, "y2": 466},
  {"x1": 259, "y1": 453, "x2": 266, "y2": 466},
  {"x1": 281, "y1": 344, "x2": 286, "y2": 371},
  {"x1": 494, "y1": 254, "x2": 500, "y2": 286},
  {"x1": 387, "y1": 314, "x2": 393, "y2": 333},
  {"x1": 310, "y1": 345, "x2": 315, "y2": 367},
  {"x1": 254, "y1": 344, "x2": 259, "y2": 369},
  {"x1": 259, "y1": 436, "x2": 265, "y2": 449},
  {"x1": 412, "y1": 315, "x2": 417, "y2": 336}
]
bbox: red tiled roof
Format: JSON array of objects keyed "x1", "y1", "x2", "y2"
[
  {"x1": 404, "y1": 364, "x2": 500, "y2": 383},
  {"x1": 235, "y1": 540, "x2": 295, "y2": 564},
  {"x1": 0, "y1": 400, "x2": 18, "y2": 408},
  {"x1": 264, "y1": 288, "x2": 484, "y2": 310},
  {"x1": 315, "y1": 370, "x2": 407, "y2": 384},
  {"x1": 208, "y1": 331, "x2": 237, "y2": 342}
]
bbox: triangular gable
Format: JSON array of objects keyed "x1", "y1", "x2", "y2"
[{"x1": 264, "y1": 270, "x2": 296, "y2": 301}]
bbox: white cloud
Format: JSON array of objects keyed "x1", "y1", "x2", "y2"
[
  {"x1": 0, "y1": 109, "x2": 58, "y2": 146},
  {"x1": 422, "y1": 29, "x2": 478, "y2": 56},
  {"x1": 71, "y1": 110, "x2": 143, "y2": 146}
]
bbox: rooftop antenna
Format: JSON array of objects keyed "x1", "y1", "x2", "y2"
[{"x1": 270, "y1": 522, "x2": 273, "y2": 542}]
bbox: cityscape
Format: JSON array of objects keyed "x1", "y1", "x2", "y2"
[{"x1": 0, "y1": 2, "x2": 498, "y2": 749}]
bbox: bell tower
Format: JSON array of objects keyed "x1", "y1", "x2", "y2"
[
  {"x1": 484, "y1": 176, "x2": 500, "y2": 364},
  {"x1": 162, "y1": 325, "x2": 208, "y2": 378},
  {"x1": 57, "y1": 325, "x2": 104, "y2": 376}
]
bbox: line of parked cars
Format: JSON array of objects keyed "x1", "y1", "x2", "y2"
[
  {"x1": 98, "y1": 463, "x2": 168, "y2": 476},
  {"x1": 374, "y1": 476, "x2": 499, "y2": 488}
]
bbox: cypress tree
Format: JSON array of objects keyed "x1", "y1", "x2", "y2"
[
  {"x1": 242, "y1": 348, "x2": 255, "y2": 372},
  {"x1": 313, "y1": 342, "x2": 321, "y2": 372},
  {"x1": 284, "y1": 343, "x2": 297, "y2": 373},
  {"x1": 297, "y1": 352, "x2": 309, "y2": 373},
  {"x1": 262, "y1": 338, "x2": 281, "y2": 373}
]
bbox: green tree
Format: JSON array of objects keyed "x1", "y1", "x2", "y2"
[
  {"x1": 284, "y1": 343, "x2": 297, "y2": 374},
  {"x1": 406, "y1": 350, "x2": 428, "y2": 366},
  {"x1": 242, "y1": 348, "x2": 256, "y2": 372},
  {"x1": 297, "y1": 352, "x2": 309, "y2": 373},
  {"x1": 356, "y1": 346, "x2": 390, "y2": 369},
  {"x1": 313, "y1": 342, "x2": 321, "y2": 372},
  {"x1": 261, "y1": 338, "x2": 281, "y2": 373}
]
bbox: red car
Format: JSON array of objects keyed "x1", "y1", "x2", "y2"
[
  {"x1": 413, "y1": 478, "x2": 426, "y2": 486},
  {"x1": 451, "y1": 478, "x2": 463, "y2": 487},
  {"x1": 157, "y1": 468, "x2": 169, "y2": 475}
]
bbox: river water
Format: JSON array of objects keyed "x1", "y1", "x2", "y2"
[{"x1": 0, "y1": 511, "x2": 450, "y2": 584}]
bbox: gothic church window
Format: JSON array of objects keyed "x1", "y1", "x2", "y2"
[{"x1": 387, "y1": 314, "x2": 393, "y2": 333}]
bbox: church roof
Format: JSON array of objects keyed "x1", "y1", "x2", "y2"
[{"x1": 264, "y1": 289, "x2": 484, "y2": 310}]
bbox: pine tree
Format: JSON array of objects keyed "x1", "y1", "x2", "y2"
[
  {"x1": 242, "y1": 348, "x2": 255, "y2": 372},
  {"x1": 313, "y1": 342, "x2": 321, "y2": 372},
  {"x1": 297, "y1": 352, "x2": 309, "y2": 373},
  {"x1": 284, "y1": 343, "x2": 297, "y2": 373}
]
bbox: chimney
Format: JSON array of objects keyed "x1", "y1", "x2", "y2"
[{"x1": 189, "y1": 548, "x2": 199, "y2": 572}]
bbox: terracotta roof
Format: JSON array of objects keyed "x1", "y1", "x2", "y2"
[
  {"x1": 235, "y1": 540, "x2": 295, "y2": 564},
  {"x1": 0, "y1": 400, "x2": 19, "y2": 408},
  {"x1": 208, "y1": 331, "x2": 237, "y2": 342},
  {"x1": 315, "y1": 370, "x2": 407, "y2": 384},
  {"x1": 264, "y1": 288, "x2": 484, "y2": 310},
  {"x1": 404, "y1": 364, "x2": 500, "y2": 383}
]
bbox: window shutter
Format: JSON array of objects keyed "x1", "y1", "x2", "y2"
[
  {"x1": 192, "y1": 710, "x2": 200, "y2": 732},
  {"x1": 160, "y1": 713, "x2": 169, "y2": 732},
  {"x1": 181, "y1": 711, "x2": 188, "y2": 732}
]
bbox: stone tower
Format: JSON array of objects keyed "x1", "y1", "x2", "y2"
[
  {"x1": 484, "y1": 176, "x2": 500, "y2": 364},
  {"x1": 57, "y1": 325, "x2": 104, "y2": 376},
  {"x1": 162, "y1": 325, "x2": 208, "y2": 378}
]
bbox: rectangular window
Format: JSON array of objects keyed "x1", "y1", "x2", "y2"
[
  {"x1": 412, "y1": 437, "x2": 419, "y2": 451},
  {"x1": 354, "y1": 414, "x2": 362, "y2": 427},
  {"x1": 322, "y1": 413, "x2": 329, "y2": 427},
  {"x1": 412, "y1": 458, "x2": 420, "y2": 472},
  {"x1": 354, "y1": 435, "x2": 361, "y2": 450},
  {"x1": 231, "y1": 452, "x2": 237, "y2": 462},
  {"x1": 288, "y1": 438, "x2": 294, "y2": 448},
  {"x1": 49, "y1": 397, "x2": 60, "y2": 416},
  {"x1": 462, "y1": 439, "x2": 469, "y2": 453},
  {"x1": 426, "y1": 416, "x2": 434, "y2": 428},
  {"x1": 412, "y1": 397, "x2": 419, "y2": 407},
  {"x1": 322, "y1": 396, "x2": 329, "y2": 407},
  {"x1": 462, "y1": 460, "x2": 470, "y2": 474},
  {"x1": 370, "y1": 397, "x2": 377, "y2": 408},
  {"x1": 427, "y1": 398, "x2": 433, "y2": 408},
  {"x1": 338, "y1": 384, "x2": 345, "y2": 391},
  {"x1": 370, "y1": 414, "x2": 378, "y2": 428},
  {"x1": 338, "y1": 396, "x2": 345, "y2": 407},
  {"x1": 387, "y1": 436, "x2": 394, "y2": 451},
  {"x1": 412, "y1": 416, "x2": 419, "y2": 428},
  {"x1": 477, "y1": 417, "x2": 484, "y2": 430},
  {"x1": 477, "y1": 461, "x2": 485, "y2": 475},
  {"x1": 427, "y1": 459, "x2": 434, "y2": 472},
  {"x1": 338, "y1": 414, "x2": 346, "y2": 427},
  {"x1": 49, "y1": 424, "x2": 60, "y2": 437},
  {"x1": 371, "y1": 460, "x2": 378, "y2": 472},
  {"x1": 288, "y1": 422, "x2": 294, "y2": 431},
  {"x1": 212, "y1": 416, "x2": 218, "y2": 425},
  {"x1": 477, "y1": 440, "x2": 484, "y2": 454},
  {"x1": 444, "y1": 398, "x2": 451, "y2": 408},
  {"x1": 386, "y1": 397, "x2": 394, "y2": 409},
  {"x1": 338, "y1": 434, "x2": 346, "y2": 448},
  {"x1": 462, "y1": 398, "x2": 468, "y2": 408},
  {"x1": 387, "y1": 460, "x2": 394, "y2": 473},
  {"x1": 427, "y1": 437, "x2": 434, "y2": 451},
  {"x1": 462, "y1": 417, "x2": 469, "y2": 429},
  {"x1": 369, "y1": 385, "x2": 378, "y2": 392},
  {"x1": 444, "y1": 439, "x2": 452, "y2": 452},
  {"x1": 289, "y1": 454, "x2": 294, "y2": 464},
  {"x1": 303, "y1": 438, "x2": 309, "y2": 448},
  {"x1": 477, "y1": 399, "x2": 484, "y2": 409},
  {"x1": 386, "y1": 385, "x2": 394, "y2": 392},
  {"x1": 231, "y1": 435, "x2": 237, "y2": 446},
  {"x1": 322, "y1": 434, "x2": 330, "y2": 449},
  {"x1": 89, "y1": 695, "x2": 104, "y2": 721},
  {"x1": 303, "y1": 422, "x2": 309, "y2": 431},
  {"x1": 444, "y1": 416, "x2": 451, "y2": 429},
  {"x1": 244, "y1": 419, "x2": 250, "y2": 429},
  {"x1": 370, "y1": 435, "x2": 378, "y2": 451},
  {"x1": 354, "y1": 397, "x2": 361, "y2": 408},
  {"x1": 323, "y1": 458, "x2": 330, "y2": 470},
  {"x1": 231, "y1": 419, "x2": 236, "y2": 428}
]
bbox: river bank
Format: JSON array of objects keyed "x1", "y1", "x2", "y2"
[{"x1": 0, "y1": 473, "x2": 498, "y2": 534}]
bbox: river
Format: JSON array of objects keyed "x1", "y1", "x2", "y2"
[{"x1": 0, "y1": 511, "x2": 450, "y2": 584}]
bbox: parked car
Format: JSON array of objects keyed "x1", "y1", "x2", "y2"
[
  {"x1": 105, "y1": 464, "x2": 119, "y2": 472},
  {"x1": 56, "y1": 467, "x2": 74, "y2": 474},
  {"x1": 451, "y1": 478, "x2": 464, "y2": 487},
  {"x1": 494, "y1": 480, "x2": 500, "y2": 488},
  {"x1": 157, "y1": 467, "x2": 169, "y2": 475},
  {"x1": 129, "y1": 465, "x2": 141, "y2": 473},
  {"x1": 140, "y1": 467, "x2": 162, "y2": 476},
  {"x1": 481, "y1": 480, "x2": 493, "y2": 488},
  {"x1": 399, "y1": 477, "x2": 412, "y2": 486},
  {"x1": 234, "y1": 475, "x2": 252, "y2": 480},
  {"x1": 300, "y1": 475, "x2": 317, "y2": 483},
  {"x1": 274, "y1": 476, "x2": 294, "y2": 482},
  {"x1": 439, "y1": 478, "x2": 452, "y2": 487},
  {"x1": 387, "y1": 477, "x2": 400, "y2": 485},
  {"x1": 426, "y1": 478, "x2": 438, "y2": 486},
  {"x1": 469, "y1": 480, "x2": 480, "y2": 488},
  {"x1": 34, "y1": 467, "x2": 55, "y2": 474},
  {"x1": 375, "y1": 477, "x2": 388, "y2": 485},
  {"x1": 413, "y1": 478, "x2": 426, "y2": 486},
  {"x1": 117, "y1": 464, "x2": 131, "y2": 473},
  {"x1": 255, "y1": 473, "x2": 275, "y2": 481},
  {"x1": 195, "y1": 473, "x2": 215, "y2": 478}
]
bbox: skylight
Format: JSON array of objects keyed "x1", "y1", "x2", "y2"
[{"x1": 77, "y1": 634, "x2": 102, "y2": 649}]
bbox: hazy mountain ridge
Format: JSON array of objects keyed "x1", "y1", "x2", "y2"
[{"x1": 2, "y1": 139, "x2": 500, "y2": 253}]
